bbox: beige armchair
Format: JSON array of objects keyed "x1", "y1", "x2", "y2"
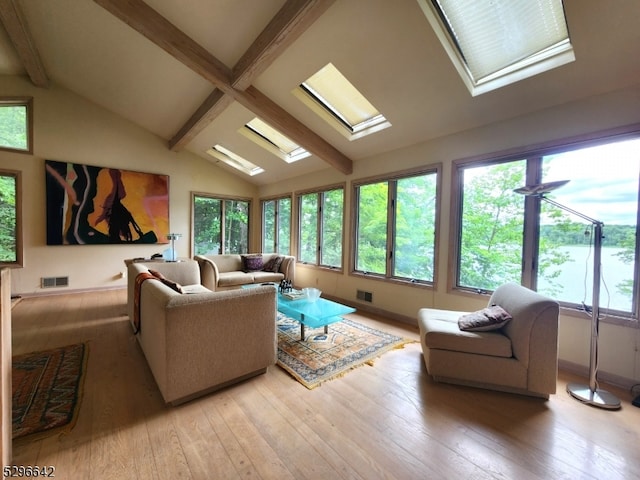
[{"x1": 418, "y1": 283, "x2": 559, "y2": 398}]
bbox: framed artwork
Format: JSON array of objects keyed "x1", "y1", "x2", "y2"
[{"x1": 45, "y1": 160, "x2": 169, "y2": 245}]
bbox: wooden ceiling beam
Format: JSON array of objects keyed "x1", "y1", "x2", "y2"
[
  {"x1": 168, "y1": 89, "x2": 233, "y2": 151},
  {"x1": 232, "y1": 0, "x2": 335, "y2": 90},
  {"x1": 94, "y1": 0, "x2": 352, "y2": 175},
  {"x1": 0, "y1": 0, "x2": 49, "y2": 87},
  {"x1": 171, "y1": 0, "x2": 335, "y2": 152}
]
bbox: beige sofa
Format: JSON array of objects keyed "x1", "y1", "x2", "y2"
[
  {"x1": 418, "y1": 283, "x2": 559, "y2": 399},
  {"x1": 195, "y1": 254, "x2": 295, "y2": 291},
  {"x1": 127, "y1": 260, "x2": 277, "y2": 405}
]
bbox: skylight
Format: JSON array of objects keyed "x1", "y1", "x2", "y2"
[
  {"x1": 417, "y1": 0, "x2": 575, "y2": 96},
  {"x1": 242, "y1": 118, "x2": 310, "y2": 163},
  {"x1": 206, "y1": 145, "x2": 264, "y2": 176},
  {"x1": 295, "y1": 63, "x2": 391, "y2": 140}
]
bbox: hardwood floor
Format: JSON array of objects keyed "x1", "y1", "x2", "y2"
[{"x1": 9, "y1": 289, "x2": 640, "y2": 479}]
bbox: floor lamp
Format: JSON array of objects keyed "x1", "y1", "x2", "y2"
[{"x1": 514, "y1": 180, "x2": 621, "y2": 410}]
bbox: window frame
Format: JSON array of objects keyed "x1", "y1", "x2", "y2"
[
  {"x1": 0, "y1": 169, "x2": 23, "y2": 268},
  {"x1": 295, "y1": 184, "x2": 346, "y2": 270},
  {"x1": 191, "y1": 192, "x2": 251, "y2": 256},
  {"x1": 261, "y1": 194, "x2": 292, "y2": 255},
  {"x1": 0, "y1": 97, "x2": 33, "y2": 154},
  {"x1": 351, "y1": 165, "x2": 441, "y2": 288},
  {"x1": 450, "y1": 125, "x2": 640, "y2": 323}
]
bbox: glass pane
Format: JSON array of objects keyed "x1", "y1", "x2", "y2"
[
  {"x1": 0, "y1": 175, "x2": 17, "y2": 262},
  {"x1": 394, "y1": 174, "x2": 437, "y2": 282},
  {"x1": 278, "y1": 198, "x2": 291, "y2": 255},
  {"x1": 299, "y1": 194, "x2": 318, "y2": 263},
  {"x1": 356, "y1": 182, "x2": 388, "y2": 274},
  {"x1": 539, "y1": 138, "x2": 640, "y2": 312},
  {"x1": 320, "y1": 189, "x2": 344, "y2": 267},
  {"x1": 193, "y1": 196, "x2": 221, "y2": 255},
  {"x1": 263, "y1": 200, "x2": 276, "y2": 253},
  {"x1": 0, "y1": 105, "x2": 28, "y2": 151},
  {"x1": 459, "y1": 161, "x2": 526, "y2": 290},
  {"x1": 224, "y1": 200, "x2": 249, "y2": 254}
]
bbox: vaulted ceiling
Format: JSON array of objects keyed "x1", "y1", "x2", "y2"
[{"x1": 1, "y1": 0, "x2": 639, "y2": 185}]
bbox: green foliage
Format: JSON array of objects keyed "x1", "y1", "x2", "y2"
[
  {"x1": 193, "y1": 196, "x2": 221, "y2": 255},
  {"x1": 356, "y1": 182, "x2": 388, "y2": 274},
  {"x1": 223, "y1": 200, "x2": 249, "y2": 254},
  {"x1": 0, "y1": 175, "x2": 17, "y2": 262},
  {"x1": 299, "y1": 194, "x2": 318, "y2": 263},
  {"x1": 321, "y1": 189, "x2": 343, "y2": 267},
  {"x1": 0, "y1": 105, "x2": 28, "y2": 150}
]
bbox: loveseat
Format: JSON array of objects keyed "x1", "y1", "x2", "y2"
[
  {"x1": 127, "y1": 259, "x2": 277, "y2": 405},
  {"x1": 418, "y1": 283, "x2": 559, "y2": 399},
  {"x1": 195, "y1": 253, "x2": 295, "y2": 291}
]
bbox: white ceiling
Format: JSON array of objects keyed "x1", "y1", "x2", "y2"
[{"x1": 2, "y1": 0, "x2": 639, "y2": 185}]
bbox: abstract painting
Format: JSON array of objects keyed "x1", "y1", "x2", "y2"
[{"x1": 45, "y1": 160, "x2": 169, "y2": 245}]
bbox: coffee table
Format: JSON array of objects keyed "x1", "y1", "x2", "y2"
[{"x1": 278, "y1": 294, "x2": 356, "y2": 341}]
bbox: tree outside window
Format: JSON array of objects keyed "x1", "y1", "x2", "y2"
[
  {"x1": 0, "y1": 99, "x2": 32, "y2": 153},
  {"x1": 0, "y1": 171, "x2": 21, "y2": 266},
  {"x1": 262, "y1": 197, "x2": 291, "y2": 255},
  {"x1": 193, "y1": 194, "x2": 250, "y2": 255},
  {"x1": 354, "y1": 169, "x2": 438, "y2": 283},
  {"x1": 297, "y1": 187, "x2": 344, "y2": 268},
  {"x1": 454, "y1": 134, "x2": 640, "y2": 318}
]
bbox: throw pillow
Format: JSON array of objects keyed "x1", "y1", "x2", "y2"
[
  {"x1": 262, "y1": 255, "x2": 284, "y2": 273},
  {"x1": 242, "y1": 254, "x2": 264, "y2": 272},
  {"x1": 148, "y1": 269, "x2": 183, "y2": 293},
  {"x1": 458, "y1": 305, "x2": 512, "y2": 332}
]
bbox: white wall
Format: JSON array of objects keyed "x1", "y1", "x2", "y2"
[
  {"x1": 260, "y1": 83, "x2": 640, "y2": 385},
  {"x1": 0, "y1": 75, "x2": 257, "y2": 295}
]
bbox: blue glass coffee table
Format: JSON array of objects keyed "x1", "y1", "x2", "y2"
[{"x1": 278, "y1": 294, "x2": 356, "y2": 341}]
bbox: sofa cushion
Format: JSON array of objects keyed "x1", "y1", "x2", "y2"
[
  {"x1": 242, "y1": 254, "x2": 264, "y2": 272},
  {"x1": 251, "y1": 271, "x2": 285, "y2": 284},
  {"x1": 262, "y1": 255, "x2": 284, "y2": 273},
  {"x1": 420, "y1": 309, "x2": 512, "y2": 358},
  {"x1": 218, "y1": 271, "x2": 254, "y2": 287},
  {"x1": 458, "y1": 305, "x2": 512, "y2": 332}
]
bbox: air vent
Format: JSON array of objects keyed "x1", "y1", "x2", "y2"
[
  {"x1": 41, "y1": 276, "x2": 69, "y2": 288},
  {"x1": 356, "y1": 290, "x2": 373, "y2": 302}
]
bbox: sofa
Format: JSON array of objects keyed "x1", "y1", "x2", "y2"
[
  {"x1": 195, "y1": 253, "x2": 295, "y2": 291},
  {"x1": 417, "y1": 283, "x2": 559, "y2": 399},
  {"x1": 127, "y1": 259, "x2": 277, "y2": 405}
]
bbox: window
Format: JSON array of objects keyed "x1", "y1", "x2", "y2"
[
  {"x1": 417, "y1": 0, "x2": 574, "y2": 95},
  {"x1": 192, "y1": 194, "x2": 250, "y2": 255},
  {"x1": 262, "y1": 196, "x2": 291, "y2": 255},
  {"x1": 0, "y1": 98, "x2": 32, "y2": 153},
  {"x1": 354, "y1": 168, "x2": 439, "y2": 284},
  {"x1": 242, "y1": 118, "x2": 310, "y2": 163},
  {"x1": 297, "y1": 186, "x2": 344, "y2": 268},
  {"x1": 206, "y1": 145, "x2": 264, "y2": 176},
  {"x1": 0, "y1": 170, "x2": 22, "y2": 267},
  {"x1": 294, "y1": 63, "x2": 391, "y2": 140},
  {"x1": 453, "y1": 131, "x2": 640, "y2": 319}
]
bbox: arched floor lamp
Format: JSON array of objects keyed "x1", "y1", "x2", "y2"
[{"x1": 514, "y1": 180, "x2": 620, "y2": 410}]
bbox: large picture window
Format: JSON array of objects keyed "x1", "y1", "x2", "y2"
[
  {"x1": 354, "y1": 168, "x2": 439, "y2": 284},
  {"x1": 262, "y1": 196, "x2": 291, "y2": 255},
  {"x1": 453, "y1": 132, "x2": 640, "y2": 319},
  {"x1": 0, "y1": 98, "x2": 32, "y2": 154},
  {"x1": 297, "y1": 186, "x2": 344, "y2": 268},
  {"x1": 192, "y1": 194, "x2": 250, "y2": 255},
  {"x1": 0, "y1": 170, "x2": 22, "y2": 267}
]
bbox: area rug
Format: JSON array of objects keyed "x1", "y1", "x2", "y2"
[
  {"x1": 12, "y1": 343, "x2": 88, "y2": 440},
  {"x1": 277, "y1": 313, "x2": 410, "y2": 389}
]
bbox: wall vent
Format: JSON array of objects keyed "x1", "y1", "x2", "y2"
[
  {"x1": 356, "y1": 289, "x2": 373, "y2": 303},
  {"x1": 41, "y1": 276, "x2": 69, "y2": 288}
]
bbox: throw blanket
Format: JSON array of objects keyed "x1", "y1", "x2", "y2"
[{"x1": 133, "y1": 272, "x2": 156, "y2": 334}]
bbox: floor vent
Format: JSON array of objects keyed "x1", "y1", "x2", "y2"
[
  {"x1": 356, "y1": 290, "x2": 373, "y2": 302},
  {"x1": 41, "y1": 276, "x2": 69, "y2": 288}
]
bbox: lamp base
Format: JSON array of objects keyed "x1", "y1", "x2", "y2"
[{"x1": 567, "y1": 383, "x2": 621, "y2": 410}]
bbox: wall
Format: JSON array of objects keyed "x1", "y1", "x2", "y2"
[
  {"x1": 259, "y1": 83, "x2": 640, "y2": 385},
  {"x1": 0, "y1": 75, "x2": 258, "y2": 295}
]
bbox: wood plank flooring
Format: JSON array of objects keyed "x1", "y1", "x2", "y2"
[{"x1": 9, "y1": 289, "x2": 640, "y2": 479}]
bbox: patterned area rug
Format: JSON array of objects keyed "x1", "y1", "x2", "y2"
[
  {"x1": 277, "y1": 313, "x2": 410, "y2": 389},
  {"x1": 12, "y1": 343, "x2": 88, "y2": 440}
]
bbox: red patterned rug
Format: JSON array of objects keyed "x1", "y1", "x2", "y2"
[{"x1": 12, "y1": 343, "x2": 88, "y2": 440}]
